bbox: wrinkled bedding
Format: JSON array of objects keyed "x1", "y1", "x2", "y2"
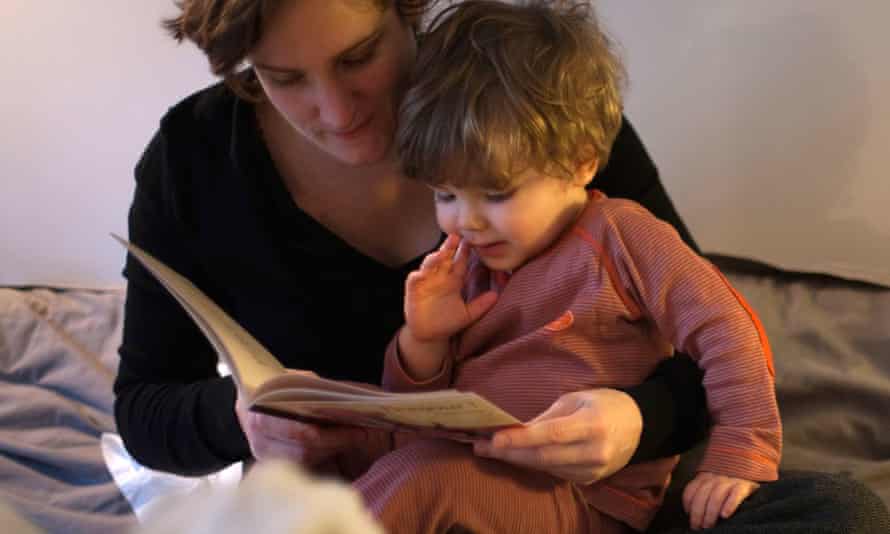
[
  {"x1": 0, "y1": 287, "x2": 134, "y2": 533},
  {"x1": 0, "y1": 256, "x2": 887, "y2": 533},
  {"x1": 710, "y1": 256, "x2": 890, "y2": 505}
]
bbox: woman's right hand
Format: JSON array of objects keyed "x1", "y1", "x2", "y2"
[
  {"x1": 234, "y1": 393, "x2": 366, "y2": 466},
  {"x1": 473, "y1": 388, "x2": 643, "y2": 485}
]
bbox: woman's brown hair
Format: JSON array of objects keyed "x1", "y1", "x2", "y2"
[{"x1": 163, "y1": 0, "x2": 436, "y2": 101}]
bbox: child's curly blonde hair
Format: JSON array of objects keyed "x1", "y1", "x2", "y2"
[{"x1": 398, "y1": 0, "x2": 626, "y2": 189}]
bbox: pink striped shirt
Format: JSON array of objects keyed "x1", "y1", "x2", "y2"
[{"x1": 384, "y1": 190, "x2": 782, "y2": 531}]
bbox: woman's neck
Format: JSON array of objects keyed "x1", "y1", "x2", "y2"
[
  {"x1": 255, "y1": 100, "x2": 440, "y2": 267},
  {"x1": 256, "y1": 100, "x2": 404, "y2": 201}
]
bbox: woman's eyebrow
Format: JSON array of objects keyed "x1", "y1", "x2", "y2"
[{"x1": 253, "y1": 26, "x2": 385, "y2": 74}]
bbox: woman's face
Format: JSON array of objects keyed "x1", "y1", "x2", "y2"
[{"x1": 250, "y1": 0, "x2": 417, "y2": 166}]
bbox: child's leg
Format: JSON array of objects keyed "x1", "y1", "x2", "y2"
[{"x1": 355, "y1": 438, "x2": 628, "y2": 534}]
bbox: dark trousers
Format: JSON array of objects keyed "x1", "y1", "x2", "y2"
[{"x1": 649, "y1": 469, "x2": 890, "y2": 534}]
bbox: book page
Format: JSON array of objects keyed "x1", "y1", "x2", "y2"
[
  {"x1": 256, "y1": 390, "x2": 521, "y2": 431},
  {"x1": 113, "y1": 235, "x2": 285, "y2": 397},
  {"x1": 253, "y1": 373, "x2": 390, "y2": 401}
]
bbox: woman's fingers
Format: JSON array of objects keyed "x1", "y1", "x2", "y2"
[
  {"x1": 472, "y1": 389, "x2": 643, "y2": 485},
  {"x1": 490, "y1": 416, "x2": 594, "y2": 450},
  {"x1": 250, "y1": 412, "x2": 315, "y2": 441},
  {"x1": 476, "y1": 438, "x2": 603, "y2": 468},
  {"x1": 473, "y1": 437, "x2": 614, "y2": 485},
  {"x1": 240, "y1": 405, "x2": 366, "y2": 466},
  {"x1": 489, "y1": 403, "x2": 576, "y2": 449}
]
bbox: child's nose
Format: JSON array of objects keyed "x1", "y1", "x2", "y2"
[{"x1": 458, "y1": 206, "x2": 486, "y2": 232}]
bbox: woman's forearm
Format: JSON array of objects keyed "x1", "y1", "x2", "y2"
[{"x1": 623, "y1": 353, "x2": 709, "y2": 462}]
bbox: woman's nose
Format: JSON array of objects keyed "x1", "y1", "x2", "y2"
[{"x1": 315, "y1": 79, "x2": 356, "y2": 131}]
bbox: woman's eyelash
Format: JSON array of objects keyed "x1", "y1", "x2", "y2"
[
  {"x1": 341, "y1": 36, "x2": 382, "y2": 68},
  {"x1": 342, "y1": 48, "x2": 376, "y2": 67},
  {"x1": 269, "y1": 74, "x2": 305, "y2": 86}
]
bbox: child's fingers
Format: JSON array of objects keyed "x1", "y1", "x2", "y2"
[
  {"x1": 721, "y1": 481, "x2": 759, "y2": 519},
  {"x1": 686, "y1": 475, "x2": 717, "y2": 530},
  {"x1": 465, "y1": 291, "x2": 498, "y2": 323},
  {"x1": 420, "y1": 235, "x2": 462, "y2": 273},
  {"x1": 451, "y1": 237, "x2": 471, "y2": 276},
  {"x1": 689, "y1": 486, "x2": 711, "y2": 530},
  {"x1": 420, "y1": 251, "x2": 442, "y2": 270},
  {"x1": 702, "y1": 482, "x2": 731, "y2": 529},
  {"x1": 682, "y1": 476, "x2": 703, "y2": 516},
  {"x1": 405, "y1": 270, "x2": 424, "y2": 288},
  {"x1": 439, "y1": 233, "x2": 461, "y2": 253}
]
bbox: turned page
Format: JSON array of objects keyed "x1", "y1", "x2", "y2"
[{"x1": 113, "y1": 235, "x2": 285, "y2": 398}]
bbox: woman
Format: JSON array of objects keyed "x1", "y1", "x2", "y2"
[{"x1": 115, "y1": 0, "x2": 887, "y2": 531}]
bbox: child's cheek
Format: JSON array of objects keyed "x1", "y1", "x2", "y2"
[{"x1": 435, "y1": 205, "x2": 456, "y2": 234}]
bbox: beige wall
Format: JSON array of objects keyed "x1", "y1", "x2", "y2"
[
  {"x1": 598, "y1": 0, "x2": 890, "y2": 286},
  {"x1": 1, "y1": 1, "x2": 212, "y2": 287},
  {"x1": 2, "y1": 1, "x2": 888, "y2": 287}
]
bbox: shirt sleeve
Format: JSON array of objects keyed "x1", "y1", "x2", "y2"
[
  {"x1": 602, "y1": 201, "x2": 782, "y2": 482},
  {"x1": 113, "y1": 127, "x2": 251, "y2": 476},
  {"x1": 381, "y1": 328, "x2": 453, "y2": 392},
  {"x1": 596, "y1": 117, "x2": 711, "y2": 461}
]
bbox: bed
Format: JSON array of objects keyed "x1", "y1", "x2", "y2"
[{"x1": 1, "y1": 255, "x2": 888, "y2": 532}]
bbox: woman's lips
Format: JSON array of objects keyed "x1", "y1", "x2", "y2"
[{"x1": 331, "y1": 116, "x2": 372, "y2": 141}]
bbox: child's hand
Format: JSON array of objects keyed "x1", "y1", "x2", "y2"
[
  {"x1": 405, "y1": 234, "x2": 498, "y2": 341},
  {"x1": 683, "y1": 471, "x2": 760, "y2": 530}
]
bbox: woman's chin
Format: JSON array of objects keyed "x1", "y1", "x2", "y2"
[{"x1": 320, "y1": 137, "x2": 392, "y2": 167}]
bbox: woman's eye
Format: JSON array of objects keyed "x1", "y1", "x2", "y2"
[
  {"x1": 268, "y1": 74, "x2": 305, "y2": 87},
  {"x1": 484, "y1": 190, "x2": 515, "y2": 203},
  {"x1": 341, "y1": 48, "x2": 376, "y2": 69}
]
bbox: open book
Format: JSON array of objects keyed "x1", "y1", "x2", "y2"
[{"x1": 113, "y1": 235, "x2": 520, "y2": 440}]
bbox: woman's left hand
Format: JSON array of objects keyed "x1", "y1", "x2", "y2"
[{"x1": 473, "y1": 389, "x2": 643, "y2": 485}]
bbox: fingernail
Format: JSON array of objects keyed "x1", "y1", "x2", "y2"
[{"x1": 492, "y1": 434, "x2": 509, "y2": 448}]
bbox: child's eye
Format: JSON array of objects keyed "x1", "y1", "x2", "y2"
[
  {"x1": 484, "y1": 189, "x2": 515, "y2": 203},
  {"x1": 433, "y1": 190, "x2": 455, "y2": 203}
]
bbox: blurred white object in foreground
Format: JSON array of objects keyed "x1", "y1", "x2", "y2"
[{"x1": 135, "y1": 459, "x2": 384, "y2": 534}]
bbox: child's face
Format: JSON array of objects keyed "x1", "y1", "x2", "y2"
[{"x1": 432, "y1": 167, "x2": 590, "y2": 272}]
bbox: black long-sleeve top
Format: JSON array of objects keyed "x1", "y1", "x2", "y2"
[{"x1": 114, "y1": 83, "x2": 707, "y2": 476}]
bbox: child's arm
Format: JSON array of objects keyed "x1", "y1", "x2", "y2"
[
  {"x1": 596, "y1": 201, "x2": 781, "y2": 510},
  {"x1": 384, "y1": 235, "x2": 498, "y2": 387},
  {"x1": 395, "y1": 324, "x2": 451, "y2": 382}
]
